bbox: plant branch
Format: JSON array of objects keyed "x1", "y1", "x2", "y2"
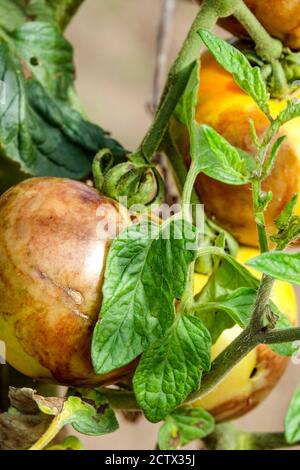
[
  {"x1": 204, "y1": 422, "x2": 299, "y2": 450},
  {"x1": 187, "y1": 327, "x2": 258, "y2": 401},
  {"x1": 140, "y1": 0, "x2": 236, "y2": 162},
  {"x1": 96, "y1": 321, "x2": 300, "y2": 412},
  {"x1": 263, "y1": 327, "x2": 300, "y2": 345},
  {"x1": 233, "y1": 1, "x2": 282, "y2": 61},
  {"x1": 182, "y1": 161, "x2": 199, "y2": 207},
  {"x1": 249, "y1": 274, "x2": 274, "y2": 330},
  {"x1": 152, "y1": 0, "x2": 179, "y2": 205},
  {"x1": 30, "y1": 415, "x2": 65, "y2": 450},
  {"x1": 48, "y1": 0, "x2": 85, "y2": 30},
  {"x1": 152, "y1": 0, "x2": 177, "y2": 113},
  {"x1": 252, "y1": 181, "x2": 270, "y2": 253}
]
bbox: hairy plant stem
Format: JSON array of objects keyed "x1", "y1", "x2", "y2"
[
  {"x1": 252, "y1": 180, "x2": 270, "y2": 253},
  {"x1": 48, "y1": 0, "x2": 85, "y2": 30},
  {"x1": 139, "y1": 0, "x2": 222, "y2": 162},
  {"x1": 182, "y1": 162, "x2": 199, "y2": 208},
  {"x1": 204, "y1": 422, "x2": 298, "y2": 450},
  {"x1": 188, "y1": 327, "x2": 258, "y2": 402},
  {"x1": 30, "y1": 414, "x2": 65, "y2": 450},
  {"x1": 233, "y1": 1, "x2": 282, "y2": 61},
  {"x1": 97, "y1": 320, "x2": 300, "y2": 411},
  {"x1": 264, "y1": 327, "x2": 300, "y2": 345},
  {"x1": 250, "y1": 274, "x2": 275, "y2": 329}
]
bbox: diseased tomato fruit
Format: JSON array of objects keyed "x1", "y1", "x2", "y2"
[
  {"x1": 171, "y1": 51, "x2": 300, "y2": 246},
  {"x1": 192, "y1": 247, "x2": 298, "y2": 422},
  {"x1": 0, "y1": 177, "x2": 134, "y2": 387},
  {"x1": 194, "y1": 0, "x2": 300, "y2": 50}
]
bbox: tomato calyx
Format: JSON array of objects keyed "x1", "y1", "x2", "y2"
[
  {"x1": 92, "y1": 149, "x2": 165, "y2": 209},
  {"x1": 242, "y1": 41, "x2": 300, "y2": 98}
]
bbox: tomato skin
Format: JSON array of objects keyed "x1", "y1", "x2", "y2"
[
  {"x1": 194, "y1": 0, "x2": 300, "y2": 50},
  {"x1": 193, "y1": 247, "x2": 298, "y2": 422},
  {"x1": 0, "y1": 177, "x2": 134, "y2": 387},
  {"x1": 171, "y1": 51, "x2": 300, "y2": 247}
]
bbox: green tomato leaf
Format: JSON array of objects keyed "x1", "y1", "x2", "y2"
[
  {"x1": 195, "y1": 248, "x2": 294, "y2": 355},
  {"x1": 32, "y1": 394, "x2": 118, "y2": 450},
  {"x1": 194, "y1": 254, "x2": 258, "y2": 342},
  {"x1": 46, "y1": 436, "x2": 85, "y2": 451},
  {"x1": 246, "y1": 251, "x2": 300, "y2": 286},
  {"x1": 199, "y1": 30, "x2": 270, "y2": 116},
  {"x1": 0, "y1": 44, "x2": 123, "y2": 192},
  {"x1": 193, "y1": 125, "x2": 250, "y2": 185},
  {"x1": 285, "y1": 385, "x2": 300, "y2": 444},
  {"x1": 175, "y1": 60, "x2": 199, "y2": 131},
  {"x1": 175, "y1": 62, "x2": 251, "y2": 185},
  {"x1": 197, "y1": 248, "x2": 259, "y2": 297},
  {"x1": 158, "y1": 407, "x2": 214, "y2": 450},
  {"x1": 263, "y1": 135, "x2": 287, "y2": 179},
  {"x1": 0, "y1": 0, "x2": 25, "y2": 33},
  {"x1": 276, "y1": 195, "x2": 299, "y2": 231},
  {"x1": 13, "y1": 21, "x2": 74, "y2": 99},
  {"x1": 133, "y1": 314, "x2": 211, "y2": 423},
  {"x1": 277, "y1": 100, "x2": 300, "y2": 126},
  {"x1": 0, "y1": 0, "x2": 54, "y2": 33},
  {"x1": 92, "y1": 218, "x2": 198, "y2": 375},
  {"x1": 0, "y1": 5, "x2": 125, "y2": 189},
  {"x1": 195, "y1": 287, "x2": 257, "y2": 333}
]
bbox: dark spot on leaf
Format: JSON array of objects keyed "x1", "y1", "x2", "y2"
[
  {"x1": 97, "y1": 403, "x2": 108, "y2": 414},
  {"x1": 250, "y1": 367, "x2": 258, "y2": 378},
  {"x1": 30, "y1": 57, "x2": 39, "y2": 66}
]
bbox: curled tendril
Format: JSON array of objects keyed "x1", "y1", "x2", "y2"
[
  {"x1": 243, "y1": 45, "x2": 300, "y2": 98},
  {"x1": 92, "y1": 149, "x2": 165, "y2": 208}
]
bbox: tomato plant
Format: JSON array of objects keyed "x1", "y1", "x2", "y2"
[
  {"x1": 171, "y1": 49, "x2": 300, "y2": 246},
  {"x1": 0, "y1": 0, "x2": 300, "y2": 453}
]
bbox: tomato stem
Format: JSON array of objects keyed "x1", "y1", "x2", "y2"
[
  {"x1": 233, "y1": 1, "x2": 282, "y2": 62},
  {"x1": 48, "y1": 0, "x2": 85, "y2": 30},
  {"x1": 188, "y1": 327, "x2": 258, "y2": 401},
  {"x1": 251, "y1": 179, "x2": 270, "y2": 253},
  {"x1": 97, "y1": 322, "x2": 300, "y2": 411},
  {"x1": 139, "y1": 0, "x2": 239, "y2": 162},
  {"x1": 204, "y1": 422, "x2": 298, "y2": 450},
  {"x1": 271, "y1": 60, "x2": 289, "y2": 98},
  {"x1": 29, "y1": 415, "x2": 64, "y2": 450},
  {"x1": 181, "y1": 162, "x2": 199, "y2": 208}
]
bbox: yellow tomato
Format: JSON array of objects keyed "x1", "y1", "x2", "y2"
[
  {"x1": 171, "y1": 51, "x2": 300, "y2": 247},
  {"x1": 192, "y1": 247, "x2": 298, "y2": 421},
  {"x1": 193, "y1": 0, "x2": 300, "y2": 50}
]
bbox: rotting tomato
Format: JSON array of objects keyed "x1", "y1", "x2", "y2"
[
  {"x1": 193, "y1": 0, "x2": 300, "y2": 50},
  {"x1": 192, "y1": 246, "x2": 298, "y2": 422},
  {"x1": 171, "y1": 50, "x2": 300, "y2": 247},
  {"x1": 0, "y1": 177, "x2": 136, "y2": 387}
]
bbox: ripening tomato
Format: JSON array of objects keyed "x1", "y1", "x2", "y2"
[
  {"x1": 0, "y1": 177, "x2": 135, "y2": 387},
  {"x1": 194, "y1": 0, "x2": 300, "y2": 50},
  {"x1": 192, "y1": 246, "x2": 298, "y2": 422},
  {"x1": 171, "y1": 50, "x2": 300, "y2": 246}
]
